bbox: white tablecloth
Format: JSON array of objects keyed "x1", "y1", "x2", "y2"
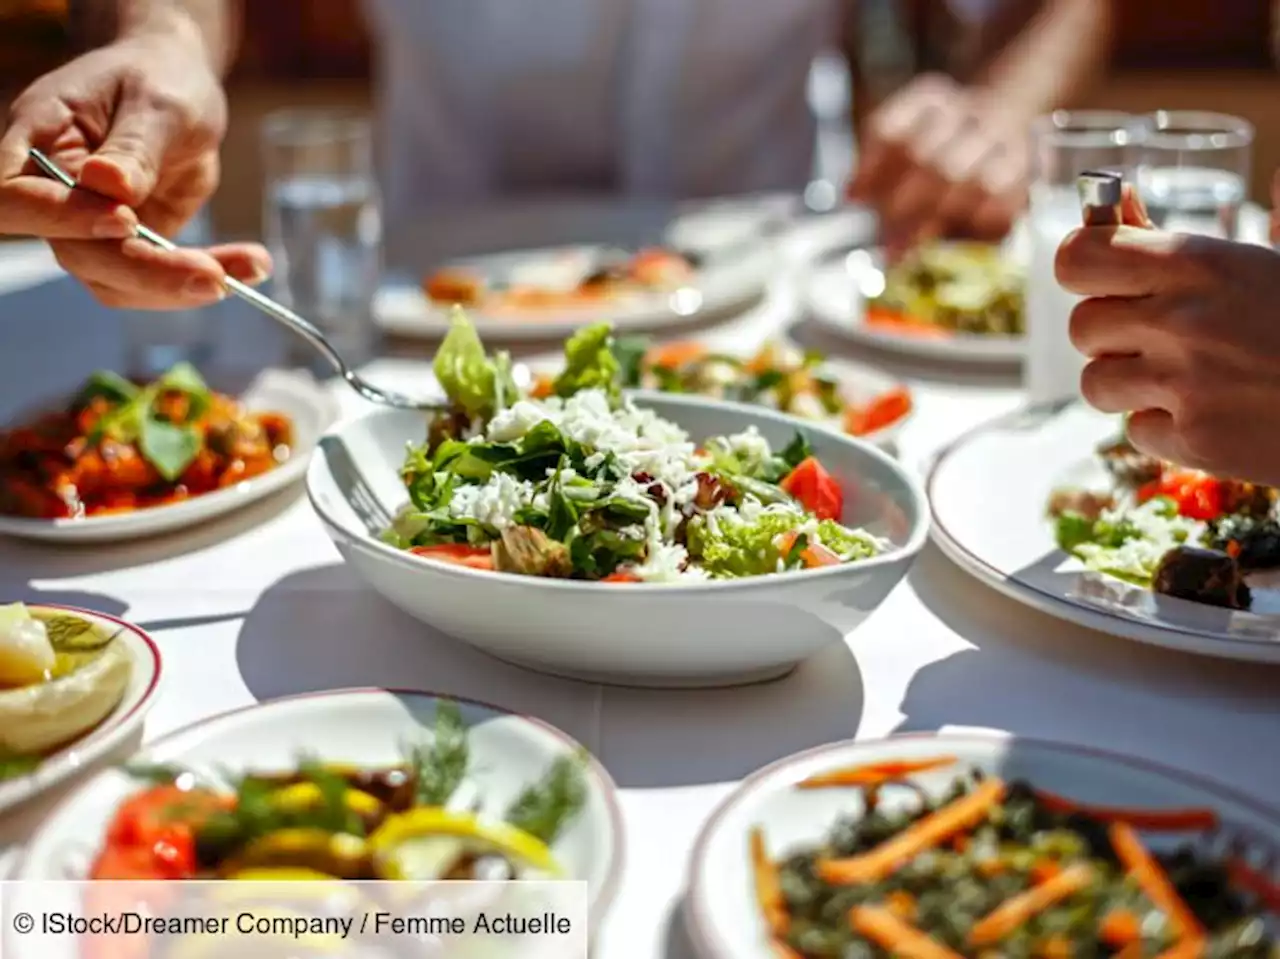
[{"x1": 1, "y1": 221, "x2": 1279, "y2": 959}]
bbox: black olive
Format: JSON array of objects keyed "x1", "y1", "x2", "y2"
[{"x1": 1152, "y1": 545, "x2": 1251, "y2": 610}]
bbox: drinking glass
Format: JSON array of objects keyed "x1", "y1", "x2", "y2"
[
  {"x1": 262, "y1": 111, "x2": 382, "y2": 375},
  {"x1": 121, "y1": 207, "x2": 217, "y2": 377},
  {"x1": 1137, "y1": 111, "x2": 1253, "y2": 239},
  {"x1": 1026, "y1": 111, "x2": 1150, "y2": 404}
]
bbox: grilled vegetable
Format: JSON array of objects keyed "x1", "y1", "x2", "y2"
[{"x1": 1152, "y1": 546, "x2": 1250, "y2": 610}]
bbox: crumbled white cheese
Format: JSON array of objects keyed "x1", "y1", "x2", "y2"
[
  {"x1": 448, "y1": 473, "x2": 536, "y2": 529},
  {"x1": 723, "y1": 425, "x2": 771, "y2": 466},
  {"x1": 631, "y1": 542, "x2": 706, "y2": 583}
]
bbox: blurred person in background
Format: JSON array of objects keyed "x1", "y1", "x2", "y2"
[{"x1": 0, "y1": 0, "x2": 1110, "y2": 308}]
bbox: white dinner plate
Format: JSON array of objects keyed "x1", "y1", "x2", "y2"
[
  {"x1": 928, "y1": 401, "x2": 1280, "y2": 660},
  {"x1": 0, "y1": 368, "x2": 340, "y2": 543},
  {"x1": 0, "y1": 604, "x2": 162, "y2": 814},
  {"x1": 803, "y1": 245, "x2": 1024, "y2": 364},
  {"x1": 516, "y1": 352, "x2": 915, "y2": 451},
  {"x1": 374, "y1": 242, "x2": 772, "y2": 341},
  {"x1": 13, "y1": 687, "x2": 624, "y2": 931},
  {"x1": 685, "y1": 731, "x2": 1280, "y2": 959}
]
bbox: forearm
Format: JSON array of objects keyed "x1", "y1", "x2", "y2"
[
  {"x1": 69, "y1": 0, "x2": 239, "y2": 74},
  {"x1": 974, "y1": 0, "x2": 1113, "y2": 119}
]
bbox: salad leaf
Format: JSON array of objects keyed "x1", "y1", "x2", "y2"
[
  {"x1": 611, "y1": 335, "x2": 650, "y2": 388},
  {"x1": 687, "y1": 508, "x2": 875, "y2": 578},
  {"x1": 779, "y1": 432, "x2": 813, "y2": 470},
  {"x1": 139, "y1": 417, "x2": 202, "y2": 481},
  {"x1": 434, "y1": 308, "x2": 511, "y2": 418},
  {"x1": 553, "y1": 322, "x2": 619, "y2": 401},
  {"x1": 505, "y1": 752, "x2": 588, "y2": 845},
  {"x1": 0, "y1": 750, "x2": 39, "y2": 782},
  {"x1": 156, "y1": 362, "x2": 212, "y2": 419},
  {"x1": 78, "y1": 370, "x2": 139, "y2": 406}
]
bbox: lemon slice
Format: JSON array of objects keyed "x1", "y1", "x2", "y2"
[
  {"x1": 218, "y1": 829, "x2": 371, "y2": 879},
  {"x1": 368, "y1": 808, "x2": 562, "y2": 879},
  {"x1": 224, "y1": 867, "x2": 337, "y2": 881}
]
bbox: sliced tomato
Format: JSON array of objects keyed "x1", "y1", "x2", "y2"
[
  {"x1": 105, "y1": 785, "x2": 226, "y2": 849},
  {"x1": 531, "y1": 373, "x2": 556, "y2": 399},
  {"x1": 1143, "y1": 470, "x2": 1224, "y2": 521},
  {"x1": 601, "y1": 571, "x2": 642, "y2": 583},
  {"x1": 410, "y1": 543, "x2": 496, "y2": 570},
  {"x1": 776, "y1": 530, "x2": 842, "y2": 568},
  {"x1": 779, "y1": 457, "x2": 844, "y2": 521},
  {"x1": 645, "y1": 340, "x2": 707, "y2": 371},
  {"x1": 844, "y1": 386, "x2": 913, "y2": 436}
]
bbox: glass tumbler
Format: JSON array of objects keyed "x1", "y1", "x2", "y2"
[
  {"x1": 262, "y1": 111, "x2": 383, "y2": 375},
  {"x1": 1137, "y1": 111, "x2": 1253, "y2": 240},
  {"x1": 1026, "y1": 111, "x2": 1150, "y2": 404}
]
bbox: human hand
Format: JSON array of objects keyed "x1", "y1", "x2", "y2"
[
  {"x1": 1271, "y1": 169, "x2": 1279, "y2": 246},
  {"x1": 1056, "y1": 188, "x2": 1280, "y2": 486},
  {"x1": 848, "y1": 73, "x2": 1027, "y2": 256},
  {"x1": 0, "y1": 30, "x2": 270, "y2": 308}
]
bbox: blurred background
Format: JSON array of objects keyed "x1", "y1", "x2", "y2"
[{"x1": 2, "y1": 0, "x2": 1278, "y2": 241}]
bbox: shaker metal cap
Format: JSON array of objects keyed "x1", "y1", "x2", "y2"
[{"x1": 1077, "y1": 170, "x2": 1123, "y2": 226}]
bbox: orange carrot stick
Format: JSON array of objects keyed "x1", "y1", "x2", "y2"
[
  {"x1": 1098, "y1": 909, "x2": 1142, "y2": 948},
  {"x1": 750, "y1": 827, "x2": 790, "y2": 937},
  {"x1": 968, "y1": 862, "x2": 1094, "y2": 946},
  {"x1": 818, "y1": 778, "x2": 1005, "y2": 885},
  {"x1": 796, "y1": 756, "x2": 957, "y2": 790},
  {"x1": 850, "y1": 906, "x2": 964, "y2": 959},
  {"x1": 1109, "y1": 822, "x2": 1205, "y2": 941},
  {"x1": 1032, "y1": 790, "x2": 1219, "y2": 832}
]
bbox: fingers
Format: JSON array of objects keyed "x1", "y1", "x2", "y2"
[
  {"x1": 205, "y1": 242, "x2": 273, "y2": 285},
  {"x1": 1124, "y1": 409, "x2": 1189, "y2": 467},
  {"x1": 1120, "y1": 184, "x2": 1153, "y2": 229},
  {"x1": 1055, "y1": 226, "x2": 1208, "y2": 297},
  {"x1": 54, "y1": 237, "x2": 224, "y2": 307},
  {"x1": 78, "y1": 85, "x2": 191, "y2": 206},
  {"x1": 0, "y1": 175, "x2": 137, "y2": 239},
  {"x1": 1080, "y1": 355, "x2": 1182, "y2": 415},
  {"x1": 1069, "y1": 295, "x2": 1164, "y2": 357}
]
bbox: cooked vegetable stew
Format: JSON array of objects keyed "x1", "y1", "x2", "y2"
[
  {"x1": 0, "y1": 364, "x2": 293, "y2": 519},
  {"x1": 755, "y1": 758, "x2": 1277, "y2": 957},
  {"x1": 91, "y1": 703, "x2": 588, "y2": 882}
]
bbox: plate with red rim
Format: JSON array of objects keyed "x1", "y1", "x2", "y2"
[
  {"x1": 0, "y1": 604, "x2": 162, "y2": 814},
  {"x1": 928, "y1": 401, "x2": 1280, "y2": 661},
  {"x1": 373, "y1": 242, "x2": 773, "y2": 341},
  {"x1": 684, "y1": 731, "x2": 1280, "y2": 959},
  {"x1": 0, "y1": 368, "x2": 339, "y2": 544},
  {"x1": 11, "y1": 686, "x2": 624, "y2": 939}
]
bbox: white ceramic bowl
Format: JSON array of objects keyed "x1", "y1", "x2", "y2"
[
  {"x1": 13, "y1": 688, "x2": 623, "y2": 933},
  {"x1": 0, "y1": 604, "x2": 162, "y2": 813},
  {"x1": 0, "y1": 369, "x2": 339, "y2": 543},
  {"x1": 306, "y1": 394, "x2": 929, "y2": 687},
  {"x1": 685, "y1": 732, "x2": 1280, "y2": 959}
]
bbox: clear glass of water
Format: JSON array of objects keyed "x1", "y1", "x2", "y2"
[
  {"x1": 1026, "y1": 111, "x2": 1151, "y2": 404},
  {"x1": 262, "y1": 111, "x2": 383, "y2": 374},
  {"x1": 1138, "y1": 111, "x2": 1253, "y2": 239},
  {"x1": 122, "y1": 207, "x2": 218, "y2": 377}
]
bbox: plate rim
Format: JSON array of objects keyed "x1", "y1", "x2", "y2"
[
  {"x1": 0, "y1": 371, "x2": 338, "y2": 541},
  {"x1": 306, "y1": 394, "x2": 931, "y2": 596},
  {"x1": 0, "y1": 603, "x2": 163, "y2": 810},
  {"x1": 683, "y1": 729, "x2": 1280, "y2": 959},
  {"x1": 926, "y1": 402, "x2": 1280, "y2": 656},
  {"x1": 802, "y1": 255, "x2": 1024, "y2": 364},
  {"x1": 11, "y1": 684, "x2": 626, "y2": 924}
]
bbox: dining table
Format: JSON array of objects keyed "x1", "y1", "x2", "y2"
[{"x1": 0, "y1": 201, "x2": 1278, "y2": 959}]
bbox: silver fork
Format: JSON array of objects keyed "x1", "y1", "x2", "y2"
[{"x1": 28, "y1": 148, "x2": 449, "y2": 413}]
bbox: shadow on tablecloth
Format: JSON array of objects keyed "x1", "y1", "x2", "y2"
[{"x1": 897, "y1": 542, "x2": 1280, "y2": 771}]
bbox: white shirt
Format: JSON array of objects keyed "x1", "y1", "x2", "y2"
[{"x1": 362, "y1": 0, "x2": 838, "y2": 221}]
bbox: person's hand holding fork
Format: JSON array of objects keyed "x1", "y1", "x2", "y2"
[{"x1": 1056, "y1": 183, "x2": 1280, "y2": 486}]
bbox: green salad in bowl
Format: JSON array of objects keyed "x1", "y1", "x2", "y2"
[{"x1": 383, "y1": 313, "x2": 886, "y2": 583}]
